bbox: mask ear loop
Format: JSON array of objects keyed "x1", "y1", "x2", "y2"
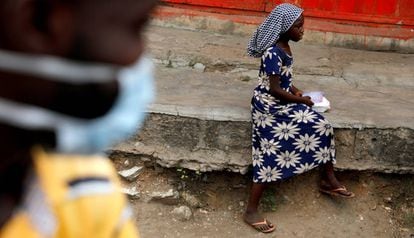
[{"x1": 0, "y1": 49, "x2": 118, "y2": 83}]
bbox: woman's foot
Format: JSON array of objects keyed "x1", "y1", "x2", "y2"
[
  {"x1": 319, "y1": 179, "x2": 355, "y2": 198},
  {"x1": 319, "y1": 162, "x2": 355, "y2": 198},
  {"x1": 243, "y1": 211, "x2": 276, "y2": 233}
]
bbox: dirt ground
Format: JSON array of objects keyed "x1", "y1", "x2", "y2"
[{"x1": 111, "y1": 155, "x2": 414, "y2": 238}]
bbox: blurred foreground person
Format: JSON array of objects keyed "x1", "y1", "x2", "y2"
[{"x1": 0, "y1": 0, "x2": 157, "y2": 237}]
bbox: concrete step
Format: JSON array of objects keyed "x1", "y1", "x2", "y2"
[{"x1": 111, "y1": 25, "x2": 414, "y2": 175}]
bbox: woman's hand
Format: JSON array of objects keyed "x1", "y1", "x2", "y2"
[
  {"x1": 291, "y1": 85, "x2": 303, "y2": 97},
  {"x1": 301, "y1": 96, "x2": 314, "y2": 107},
  {"x1": 269, "y1": 76, "x2": 315, "y2": 106},
  {"x1": 294, "y1": 90, "x2": 303, "y2": 97}
]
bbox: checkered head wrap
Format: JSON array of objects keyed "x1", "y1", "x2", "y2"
[{"x1": 247, "y1": 3, "x2": 303, "y2": 58}]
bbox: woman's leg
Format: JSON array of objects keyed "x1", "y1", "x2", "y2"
[
  {"x1": 244, "y1": 183, "x2": 275, "y2": 232},
  {"x1": 320, "y1": 161, "x2": 354, "y2": 197},
  {"x1": 320, "y1": 161, "x2": 341, "y2": 188}
]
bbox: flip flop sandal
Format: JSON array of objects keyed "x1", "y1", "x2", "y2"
[
  {"x1": 319, "y1": 186, "x2": 355, "y2": 198},
  {"x1": 248, "y1": 219, "x2": 276, "y2": 233}
]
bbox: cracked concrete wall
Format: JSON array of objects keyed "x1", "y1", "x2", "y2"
[{"x1": 111, "y1": 113, "x2": 414, "y2": 174}]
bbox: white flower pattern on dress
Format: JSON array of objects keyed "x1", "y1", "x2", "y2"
[
  {"x1": 277, "y1": 105, "x2": 293, "y2": 116},
  {"x1": 263, "y1": 48, "x2": 282, "y2": 75},
  {"x1": 252, "y1": 128, "x2": 258, "y2": 143},
  {"x1": 281, "y1": 65, "x2": 293, "y2": 77},
  {"x1": 252, "y1": 147, "x2": 264, "y2": 167},
  {"x1": 293, "y1": 162, "x2": 317, "y2": 174},
  {"x1": 261, "y1": 93, "x2": 277, "y2": 106},
  {"x1": 271, "y1": 121, "x2": 300, "y2": 140},
  {"x1": 293, "y1": 133, "x2": 321, "y2": 153},
  {"x1": 252, "y1": 110, "x2": 275, "y2": 128},
  {"x1": 289, "y1": 109, "x2": 317, "y2": 124},
  {"x1": 257, "y1": 166, "x2": 283, "y2": 183},
  {"x1": 262, "y1": 47, "x2": 275, "y2": 61},
  {"x1": 329, "y1": 144, "x2": 336, "y2": 164},
  {"x1": 253, "y1": 90, "x2": 265, "y2": 105},
  {"x1": 259, "y1": 77, "x2": 271, "y2": 91},
  {"x1": 313, "y1": 146, "x2": 331, "y2": 164},
  {"x1": 313, "y1": 119, "x2": 334, "y2": 137},
  {"x1": 260, "y1": 138, "x2": 281, "y2": 156},
  {"x1": 275, "y1": 150, "x2": 301, "y2": 168},
  {"x1": 276, "y1": 57, "x2": 283, "y2": 72},
  {"x1": 255, "y1": 91, "x2": 277, "y2": 108}
]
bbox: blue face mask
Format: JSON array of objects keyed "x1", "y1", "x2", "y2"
[
  {"x1": 0, "y1": 51, "x2": 154, "y2": 154},
  {"x1": 57, "y1": 56, "x2": 155, "y2": 154}
]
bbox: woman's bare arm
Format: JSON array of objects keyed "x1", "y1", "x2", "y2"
[{"x1": 268, "y1": 75, "x2": 313, "y2": 106}]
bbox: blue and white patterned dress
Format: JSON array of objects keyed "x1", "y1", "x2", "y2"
[{"x1": 251, "y1": 45, "x2": 336, "y2": 183}]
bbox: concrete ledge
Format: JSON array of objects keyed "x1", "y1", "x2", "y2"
[
  {"x1": 111, "y1": 113, "x2": 414, "y2": 174},
  {"x1": 149, "y1": 104, "x2": 250, "y2": 122},
  {"x1": 109, "y1": 64, "x2": 414, "y2": 174}
]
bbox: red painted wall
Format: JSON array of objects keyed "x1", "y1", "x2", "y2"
[
  {"x1": 164, "y1": 0, "x2": 267, "y2": 11},
  {"x1": 273, "y1": 0, "x2": 414, "y2": 26},
  {"x1": 162, "y1": 0, "x2": 414, "y2": 27}
]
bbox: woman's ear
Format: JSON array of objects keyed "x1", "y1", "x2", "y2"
[{"x1": 0, "y1": 0, "x2": 76, "y2": 55}]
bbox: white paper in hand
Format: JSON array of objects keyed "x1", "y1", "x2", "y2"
[{"x1": 303, "y1": 91, "x2": 331, "y2": 113}]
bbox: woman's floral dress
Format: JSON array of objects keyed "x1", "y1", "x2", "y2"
[{"x1": 251, "y1": 45, "x2": 336, "y2": 183}]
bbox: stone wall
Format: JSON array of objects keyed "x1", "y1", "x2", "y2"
[{"x1": 111, "y1": 113, "x2": 414, "y2": 174}]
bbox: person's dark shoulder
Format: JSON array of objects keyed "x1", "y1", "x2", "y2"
[{"x1": 271, "y1": 45, "x2": 290, "y2": 58}]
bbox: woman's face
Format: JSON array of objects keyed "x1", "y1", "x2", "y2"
[{"x1": 286, "y1": 14, "x2": 304, "y2": 42}]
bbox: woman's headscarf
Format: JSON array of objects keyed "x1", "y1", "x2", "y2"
[{"x1": 247, "y1": 3, "x2": 303, "y2": 58}]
